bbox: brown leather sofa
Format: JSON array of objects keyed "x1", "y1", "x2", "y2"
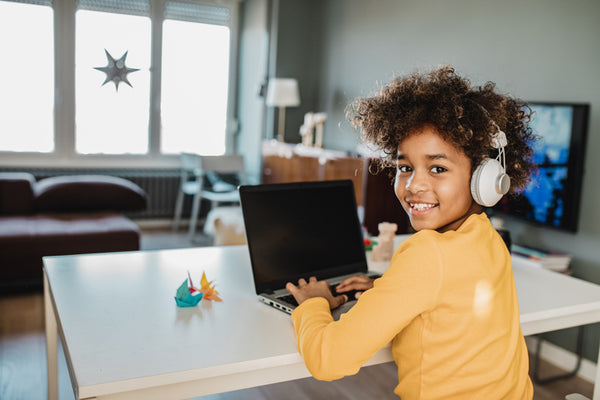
[{"x1": 0, "y1": 172, "x2": 147, "y2": 290}]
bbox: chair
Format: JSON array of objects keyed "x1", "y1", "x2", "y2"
[{"x1": 173, "y1": 153, "x2": 246, "y2": 240}]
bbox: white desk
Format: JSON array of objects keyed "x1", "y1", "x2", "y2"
[{"x1": 45, "y1": 243, "x2": 600, "y2": 400}]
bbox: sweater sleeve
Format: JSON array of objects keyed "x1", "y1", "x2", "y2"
[{"x1": 291, "y1": 232, "x2": 444, "y2": 381}]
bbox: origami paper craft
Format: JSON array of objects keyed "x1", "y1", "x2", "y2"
[
  {"x1": 174, "y1": 277, "x2": 203, "y2": 307},
  {"x1": 199, "y1": 271, "x2": 223, "y2": 302},
  {"x1": 174, "y1": 271, "x2": 222, "y2": 307}
]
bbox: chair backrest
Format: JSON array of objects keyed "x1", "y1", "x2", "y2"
[
  {"x1": 180, "y1": 153, "x2": 202, "y2": 173},
  {"x1": 179, "y1": 153, "x2": 246, "y2": 185},
  {"x1": 180, "y1": 153, "x2": 245, "y2": 173},
  {"x1": 199, "y1": 155, "x2": 245, "y2": 174}
]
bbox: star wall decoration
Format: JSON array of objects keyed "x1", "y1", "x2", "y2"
[{"x1": 94, "y1": 49, "x2": 139, "y2": 91}]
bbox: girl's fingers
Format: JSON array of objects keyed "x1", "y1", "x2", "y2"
[
  {"x1": 336, "y1": 275, "x2": 373, "y2": 292},
  {"x1": 285, "y1": 282, "x2": 297, "y2": 294},
  {"x1": 338, "y1": 275, "x2": 371, "y2": 286},
  {"x1": 287, "y1": 277, "x2": 352, "y2": 310},
  {"x1": 331, "y1": 294, "x2": 348, "y2": 309}
]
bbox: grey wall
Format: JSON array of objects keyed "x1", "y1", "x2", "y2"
[
  {"x1": 269, "y1": 0, "x2": 600, "y2": 361},
  {"x1": 270, "y1": 0, "x2": 324, "y2": 143},
  {"x1": 237, "y1": 0, "x2": 324, "y2": 182},
  {"x1": 236, "y1": 0, "x2": 270, "y2": 182}
]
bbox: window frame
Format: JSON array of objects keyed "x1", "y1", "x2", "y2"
[{"x1": 0, "y1": 0, "x2": 240, "y2": 169}]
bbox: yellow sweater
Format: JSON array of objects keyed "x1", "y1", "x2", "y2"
[{"x1": 291, "y1": 213, "x2": 533, "y2": 399}]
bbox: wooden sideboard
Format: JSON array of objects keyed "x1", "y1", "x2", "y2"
[{"x1": 261, "y1": 141, "x2": 409, "y2": 235}]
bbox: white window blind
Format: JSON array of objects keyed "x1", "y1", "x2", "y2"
[
  {"x1": 1, "y1": 0, "x2": 52, "y2": 5},
  {"x1": 164, "y1": 1, "x2": 230, "y2": 26},
  {"x1": 76, "y1": 0, "x2": 150, "y2": 17}
]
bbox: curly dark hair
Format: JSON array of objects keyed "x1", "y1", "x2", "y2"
[{"x1": 347, "y1": 65, "x2": 537, "y2": 191}]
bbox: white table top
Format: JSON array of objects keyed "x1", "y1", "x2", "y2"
[
  {"x1": 512, "y1": 256, "x2": 600, "y2": 336},
  {"x1": 45, "y1": 246, "x2": 302, "y2": 398},
  {"x1": 44, "y1": 243, "x2": 600, "y2": 399}
]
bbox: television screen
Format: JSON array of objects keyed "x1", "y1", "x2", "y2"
[{"x1": 493, "y1": 102, "x2": 589, "y2": 232}]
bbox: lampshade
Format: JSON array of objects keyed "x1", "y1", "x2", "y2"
[{"x1": 266, "y1": 78, "x2": 300, "y2": 107}]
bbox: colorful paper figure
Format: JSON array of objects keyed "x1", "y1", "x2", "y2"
[
  {"x1": 174, "y1": 277, "x2": 203, "y2": 307},
  {"x1": 198, "y1": 271, "x2": 223, "y2": 302},
  {"x1": 174, "y1": 271, "x2": 222, "y2": 307}
]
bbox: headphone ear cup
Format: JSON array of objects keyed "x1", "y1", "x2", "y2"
[{"x1": 471, "y1": 158, "x2": 510, "y2": 207}]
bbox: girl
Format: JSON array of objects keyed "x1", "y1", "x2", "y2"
[{"x1": 286, "y1": 65, "x2": 536, "y2": 399}]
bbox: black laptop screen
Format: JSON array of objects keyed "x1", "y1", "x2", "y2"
[{"x1": 239, "y1": 180, "x2": 368, "y2": 294}]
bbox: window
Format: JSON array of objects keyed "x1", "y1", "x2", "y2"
[
  {"x1": 161, "y1": 2, "x2": 231, "y2": 155},
  {"x1": 75, "y1": 7, "x2": 151, "y2": 154},
  {"x1": 0, "y1": 0, "x2": 238, "y2": 165},
  {"x1": 0, "y1": 0, "x2": 54, "y2": 153}
]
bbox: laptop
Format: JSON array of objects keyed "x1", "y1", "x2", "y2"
[{"x1": 239, "y1": 180, "x2": 380, "y2": 314}]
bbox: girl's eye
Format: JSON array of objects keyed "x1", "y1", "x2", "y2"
[
  {"x1": 397, "y1": 165, "x2": 412, "y2": 173},
  {"x1": 430, "y1": 166, "x2": 447, "y2": 174}
]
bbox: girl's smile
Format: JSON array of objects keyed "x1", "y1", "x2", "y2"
[
  {"x1": 395, "y1": 125, "x2": 482, "y2": 232},
  {"x1": 406, "y1": 201, "x2": 438, "y2": 215}
]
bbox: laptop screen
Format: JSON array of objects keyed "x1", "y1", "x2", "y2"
[{"x1": 239, "y1": 180, "x2": 368, "y2": 294}]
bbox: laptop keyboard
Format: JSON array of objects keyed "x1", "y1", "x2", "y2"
[{"x1": 278, "y1": 294, "x2": 298, "y2": 307}]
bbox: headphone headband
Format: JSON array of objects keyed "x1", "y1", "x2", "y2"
[{"x1": 490, "y1": 122, "x2": 507, "y2": 149}]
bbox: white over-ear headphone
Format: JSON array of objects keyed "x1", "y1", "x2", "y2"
[{"x1": 470, "y1": 122, "x2": 511, "y2": 207}]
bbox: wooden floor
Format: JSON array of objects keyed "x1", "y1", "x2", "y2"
[{"x1": 0, "y1": 225, "x2": 594, "y2": 399}]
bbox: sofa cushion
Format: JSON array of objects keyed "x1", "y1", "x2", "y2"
[
  {"x1": 0, "y1": 172, "x2": 36, "y2": 215},
  {"x1": 35, "y1": 175, "x2": 147, "y2": 212},
  {"x1": 0, "y1": 212, "x2": 140, "y2": 282}
]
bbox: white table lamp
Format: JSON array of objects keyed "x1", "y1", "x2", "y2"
[{"x1": 266, "y1": 78, "x2": 300, "y2": 142}]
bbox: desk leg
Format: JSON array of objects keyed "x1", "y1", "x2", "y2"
[
  {"x1": 534, "y1": 328, "x2": 584, "y2": 384},
  {"x1": 44, "y1": 273, "x2": 58, "y2": 400}
]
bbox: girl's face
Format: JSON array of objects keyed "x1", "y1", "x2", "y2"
[{"x1": 394, "y1": 125, "x2": 482, "y2": 233}]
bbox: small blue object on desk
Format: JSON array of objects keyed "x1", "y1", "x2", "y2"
[{"x1": 174, "y1": 279, "x2": 203, "y2": 307}]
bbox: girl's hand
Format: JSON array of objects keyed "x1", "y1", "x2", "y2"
[
  {"x1": 286, "y1": 277, "x2": 347, "y2": 309},
  {"x1": 335, "y1": 275, "x2": 374, "y2": 299}
]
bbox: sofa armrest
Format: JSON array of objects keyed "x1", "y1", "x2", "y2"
[
  {"x1": 0, "y1": 172, "x2": 36, "y2": 215},
  {"x1": 35, "y1": 175, "x2": 148, "y2": 212}
]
